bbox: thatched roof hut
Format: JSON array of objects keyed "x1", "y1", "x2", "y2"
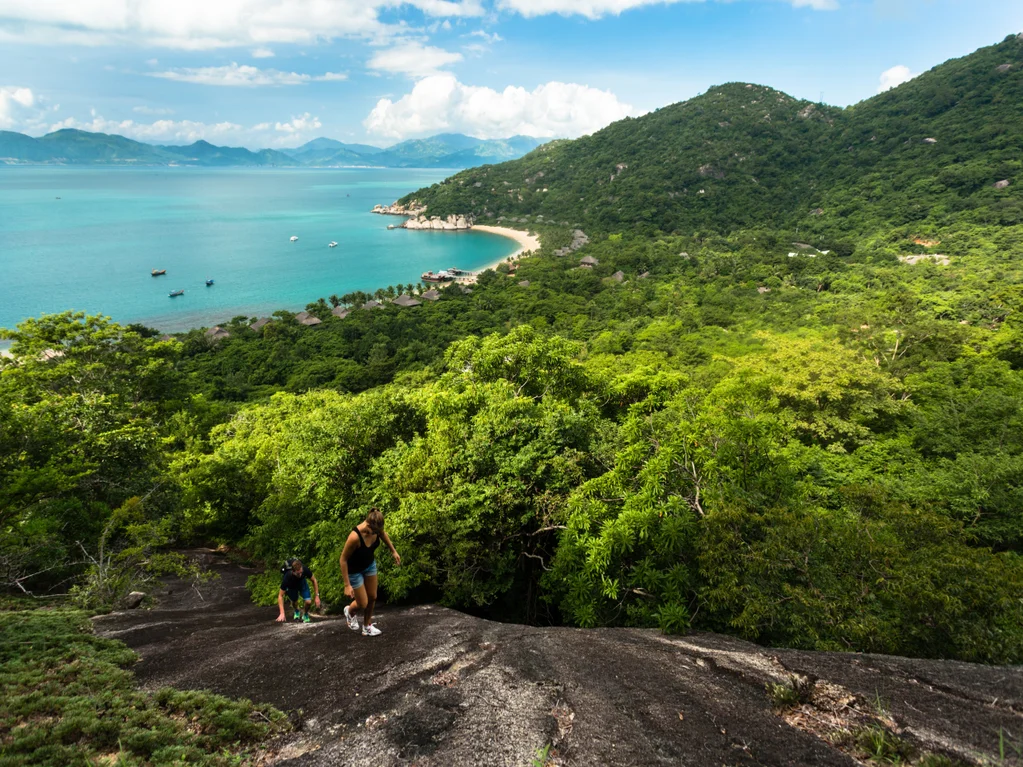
[
  {"x1": 249, "y1": 318, "x2": 271, "y2": 332},
  {"x1": 580, "y1": 255, "x2": 599, "y2": 266},
  {"x1": 421, "y1": 289, "x2": 442, "y2": 301},
  {"x1": 610, "y1": 271, "x2": 625, "y2": 283},
  {"x1": 393, "y1": 295, "x2": 422, "y2": 308},
  {"x1": 205, "y1": 326, "x2": 230, "y2": 341},
  {"x1": 362, "y1": 300, "x2": 384, "y2": 310},
  {"x1": 332, "y1": 306, "x2": 350, "y2": 319}
]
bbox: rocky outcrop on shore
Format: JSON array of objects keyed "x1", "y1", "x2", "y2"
[
  {"x1": 94, "y1": 553, "x2": 1023, "y2": 767},
  {"x1": 403, "y1": 213, "x2": 473, "y2": 230},
  {"x1": 372, "y1": 200, "x2": 427, "y2": 217}
]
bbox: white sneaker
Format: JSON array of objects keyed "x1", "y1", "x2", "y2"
[
  {"x1": 344, "y1": 606, "x2": 361, "y2": 631},
  {"x1": 362, "y1": 623, "x2": 382, "y2": 637}
]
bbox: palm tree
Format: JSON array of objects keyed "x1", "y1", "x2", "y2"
[
  {"x1": 328, "y1": 294, "x2": 341, "y2": 308},
  {"x1": 386, "y1": 285, "x2": 396, "y2": 298}
]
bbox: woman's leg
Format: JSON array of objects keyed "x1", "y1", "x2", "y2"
[
  {"x1": 363, "y1": 575, "x2": 378, "y2": 627},
  {"x1": 349, "y1": 584, "x2": 368, "y2": 618}
]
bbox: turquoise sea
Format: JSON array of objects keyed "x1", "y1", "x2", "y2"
[{"x1": 0, "y1": 167, "x2": 517, "y2": 334}]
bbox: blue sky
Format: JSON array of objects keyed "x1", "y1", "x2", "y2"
[{"x1": 0, "y1": 0, "x2": 1020, "y2": 148}]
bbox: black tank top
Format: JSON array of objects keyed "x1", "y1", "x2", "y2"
[{"x1": 347, "y1": 527, "x2": 379, "y2": 573}]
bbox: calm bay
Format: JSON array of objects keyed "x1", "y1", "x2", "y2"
[{"x1": 0, "y1": 166, "x2": 516, "y2": 333}]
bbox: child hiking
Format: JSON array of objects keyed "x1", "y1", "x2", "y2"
[
  {"x1": 340, "y1": 509, "x2": 400, "y2": 637},
  {"x1": 276, "y1": 558, "x2": 320, "y2": 623}
]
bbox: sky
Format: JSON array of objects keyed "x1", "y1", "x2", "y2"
[{"x1": 0, "y1": 0, "x2": 1021, "y2": 149}]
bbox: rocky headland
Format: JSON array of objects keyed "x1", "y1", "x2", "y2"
[{"x1": 93, "y1": 553, "x2": 1023, "y2": 767}]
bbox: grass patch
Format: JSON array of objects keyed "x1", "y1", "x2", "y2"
[{"x1": 0, "y1": 609, "x2": 289, "y2": 767}]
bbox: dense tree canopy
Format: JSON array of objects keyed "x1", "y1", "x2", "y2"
[{"x1": 4, "y1": 35, "x2": 1023, "y2": 664}]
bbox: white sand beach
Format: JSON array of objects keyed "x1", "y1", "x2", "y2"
[{"x1": 465, "y1": 225, "x2": 541, "y2": 280}]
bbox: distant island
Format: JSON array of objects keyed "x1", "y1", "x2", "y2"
[{"x1": 0, "y1": 129, "x2": 545, "y2": 169}]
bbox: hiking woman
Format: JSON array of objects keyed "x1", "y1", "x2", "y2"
[{"x1": 340, "y1": 508, "x2": 400, "y2": 637}]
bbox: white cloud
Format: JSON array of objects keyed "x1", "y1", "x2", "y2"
[
  {"x1": 149, "y1": 63, "x2": 346, "y2": 86},
  {"x1": 45, "y1": 111, "x2": 324, "y2": 148},
  {"x1": 0, "y1": 86, "x2": 37, "y2": 129},
  {"x1": 251, "y1": 47, "x2": 275, "y2": 58},
  {"x1": 133, "y1": 105, "x2": 175, "y2": 115},
  {"x1": 466, "y1": 30, "x2": 502, "y2": 42},
  {"x1": 0, "y1": 0, "x2": 484, "y2": 49},
  {"x1": 496, "y1": 0, "x2": 835, "y2": 16},
  {"x1": 878, "y1": 64, "x2": 918, "y2": 93},
  {"x1": 368, "y1": 42, "x2": 463, "y2": 78},
  {"x1": 497, "y1": 0, "x2": 688, "y2": 18},
  {"x1": 49, "y1": 115, "x2": 245, "y2": 144},
  {"x1": 365, "y1": 73, "x2": 633, "y2": 140},
  {"x1": 273, "y1": 112, "x2": 321, "y2": 133}
]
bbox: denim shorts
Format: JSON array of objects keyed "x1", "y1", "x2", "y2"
[
  {"x1": 285, "y1": 579, "x2": 311, "y2": 603},
  {"x1": 349, "y1": 560, "x2": 377, "y2": 590}
]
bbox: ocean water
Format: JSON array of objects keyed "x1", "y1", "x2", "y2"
[{"x1": 0, "y1": 167, "x2": 517, "y2": 333}]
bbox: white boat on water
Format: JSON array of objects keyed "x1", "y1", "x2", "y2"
[
  {"x1": 290, "y1": 235, "x2": 299, "y2": 242},
  {"x1": 329, "y1": 241, "x2": 338, "y2": 248}
]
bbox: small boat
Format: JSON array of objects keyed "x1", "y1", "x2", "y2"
[
  {"x1": 205, "y1": 278, "x2": 215, "y2": 286},
  {"x1": 152, "y1": 269, "x2": 166, "y2": 276},
  {"x1": 328, "y1": 241, "x2": 338, "y2": 248},
  {"x1": 290, "y1": 235, "x2": 299, "y2": 242},
  {"x1": 422, "y1": 270, "x2": 452, "y2": 283},
  {"x1": 169, "y1": 289, "x2": 184, "y2": 297}
]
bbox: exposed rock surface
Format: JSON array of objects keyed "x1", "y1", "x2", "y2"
[
  {"x1": 123, "y1": 591, "x2": 146, "y2": 609},
  {"x1": 373, "y1": 201, "x2": 426, "y2": 217},
  {"x1": 94, "y1": 554, "x2": 1023, "y2": 767},
  {"x1": 403, "y1": 214, "x2": 473, "y2": 230}
]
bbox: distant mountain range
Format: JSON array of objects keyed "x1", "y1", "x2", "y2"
[{"x1": 0, "y1": 129, "x2": 545, "y2": 169}]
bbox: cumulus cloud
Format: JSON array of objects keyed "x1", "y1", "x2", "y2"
[
  {"x1": 273, "y1": 112, "x2": 322, "y2": 133},
  {"x1": 0, "y1": 86, "x2": 35, "y2": 129},
  {"x1": 49, "y1": 115, "x2": 245, "y2": 144},
  {"x1": 45, "y1": 111, "x2": 325, "y2": 147},
  {"x1": 149, "y1": 63, "x2": 346, "y2": 87},
  {"x1": 133, "y1": 105, "x2": 174, "y2": 115},
  {"x1": 0, "y1": 0, "x2": 484, "y2": 49},
  {"x1": 878, "y1": 64, "x2": 918, "y2": 93},
  {"x1": 368, "y1": 42, "x2": 463, "y2": 78},
  {"x1": 251, "y1": 47, "x2": 275, "y2": 58},
  {"x1": 497, "y1": 0, "x2": 835, "y2": 16},
  {"x1": 365, "y1": 74, "x2": 633, "y2": 140}
]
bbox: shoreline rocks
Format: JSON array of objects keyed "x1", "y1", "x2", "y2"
[
  {"x1": 402, "y1": 213, "x2": 473, "y2": 230},
  {"x1": 372, "y1": 200, "x2": 427, "y2": 217}
]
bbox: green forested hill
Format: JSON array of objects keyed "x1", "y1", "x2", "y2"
[
  {"x1": 402, "y1": 34, "x2": 1023, "y2": 241},
  {"x1": 6, "y1": 36, "x2": 1023, "y2": 671}
]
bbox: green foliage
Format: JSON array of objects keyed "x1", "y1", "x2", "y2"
[
  {"x1": 7, "y1": 37, "x2": 1023, "y2": 668},
  {"x1": 0, "y1": 312, "x2": 184, "y2": 595},
  {"x1": 0, "y1": 609, "x2": 288, "y2": 766},
  {"x1": 402, "y1": 36, "x2": 1023, "y2": 244}
]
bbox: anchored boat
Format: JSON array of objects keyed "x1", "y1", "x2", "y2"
[
  {"x1": 290, "y1": 236, "x2": 299, "y2": 242},
  {"x1": 205, "y1": 279, "x2": 215, "y2": 286},
  {"x1": 152, "y1": 269, "x2": 166, "y2": 276},
  {"x1": 169, "y1": 289, "x2": 184, "y2": 297}
]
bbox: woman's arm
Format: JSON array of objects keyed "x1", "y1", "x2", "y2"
[
  {"x1": 382, "y1": 531, "x2": 401, "y2": 565},
  {"x1": 339, "y1": 533, "x2": 358, "y2": 597}
]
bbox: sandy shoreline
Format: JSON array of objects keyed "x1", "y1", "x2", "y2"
[{"x1": 466, "y1": 225, "x2": 541, "y2": 277}]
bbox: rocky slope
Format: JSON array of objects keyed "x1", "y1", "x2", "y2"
[{"x1": 93, "y1": 553, "x2": 1023, "y2": 767}]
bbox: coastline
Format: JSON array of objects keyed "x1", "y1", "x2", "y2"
[{"x1": 463, "y1": 226, "x2": 541, "y2": 279}]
